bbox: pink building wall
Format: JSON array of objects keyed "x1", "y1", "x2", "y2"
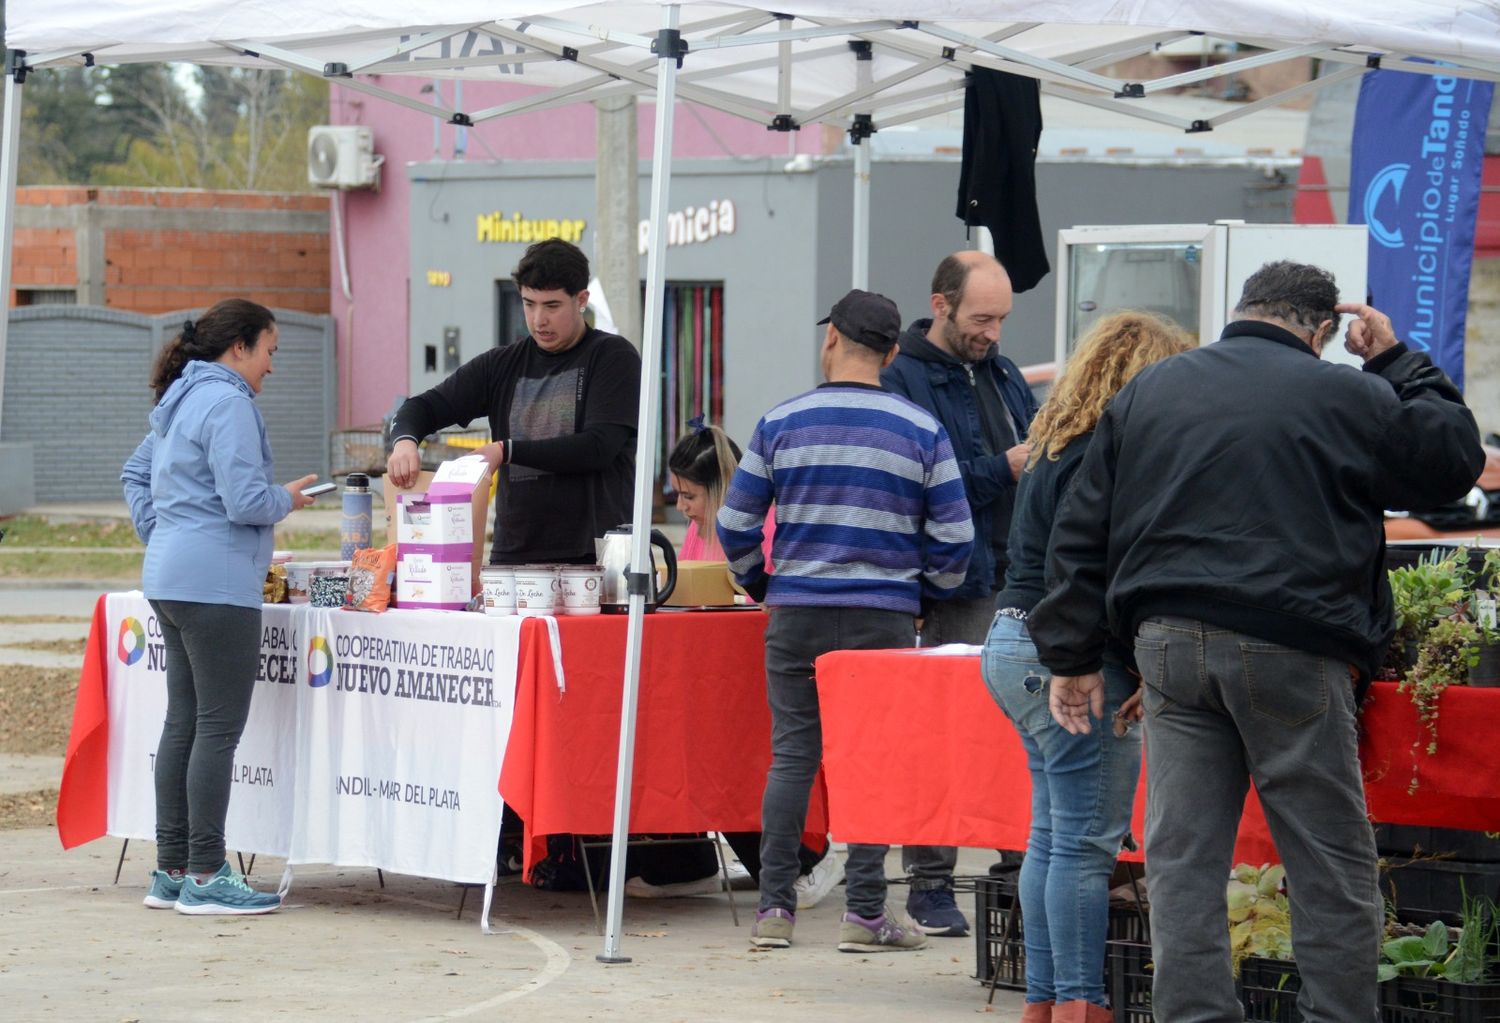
[{"x1": 330, "y1": 77, "x2": 839, "y2": 428}]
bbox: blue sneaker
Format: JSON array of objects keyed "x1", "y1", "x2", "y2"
[
  {"x1": 175, "y1": 863, "x2": 281, "y2": 916},
  {"x1": 906, "y1": 884, "x2": 969, "y2": 936},
  {"x1": 143, "y1": 869, "x2": 184, "y2": 909}
]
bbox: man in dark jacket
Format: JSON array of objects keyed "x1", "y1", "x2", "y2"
[
  {"x1": 1031, "y1": 261, "x2": 1484, "y2": 1022},
  {"x1": 880, "y1": 250, "x2": 1039, "y2": 936}
]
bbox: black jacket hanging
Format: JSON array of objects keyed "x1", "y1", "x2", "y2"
[{"x1": 956, "y1": 67, "x2": 1049, "y2": 293}]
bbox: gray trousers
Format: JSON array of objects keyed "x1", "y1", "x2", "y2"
[
  {"x1": 759, "y1": 605, "x2": 916, "y2": 918},
  {"x1": 1136, "y1": 616, "x2": 1380, "y2": 1023},
  {"x1": 903, "y1": 593, "x2": 996, "y2": 886},
  {"x1": 150, "y1": 599, "x2": 262, "y2": 874}
]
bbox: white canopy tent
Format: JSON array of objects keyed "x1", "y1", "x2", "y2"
[{"x1": 8, "y1": 0, "x2": 1500, "y2": 962}]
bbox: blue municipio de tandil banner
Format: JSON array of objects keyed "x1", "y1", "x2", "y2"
[{"x1": 1349, "y1": 68, "x2": 1493, "y2": 392}]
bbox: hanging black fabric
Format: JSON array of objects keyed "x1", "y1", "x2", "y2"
[{"x1": 955, "y1": 67, "x2": 1050, "y2": 293}]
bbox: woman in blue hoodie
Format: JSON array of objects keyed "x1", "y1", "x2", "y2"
[{"x1": 121, "y1": 299, "x2": 317, "y2": 916}]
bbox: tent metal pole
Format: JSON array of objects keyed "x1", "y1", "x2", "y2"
[
  {"x1": 851, "y1": 43, "x2": 874, "y2": 291},
  {"x1": 598, "y1": 1, "x2": 680, "y2": 966},
  {"x1": 0, "y1": 57, "x2": 26, "y2": 433},
  {"x1": 852, "y1": 140, "x2": 871, "y2": 289}
]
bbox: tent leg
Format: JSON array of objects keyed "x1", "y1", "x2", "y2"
[
  {"x1": 0, "y1": 56, "x2": 26, "y2": 431},
  {"x1": 598, "y1": 2, "x2": 682, "y2": 967},
  {"x1": 851, "y1": 44, "x2": 874, "y2": 291},
  {"x1": 852, "y1": 140, "x2": 871, "y2": 290}
]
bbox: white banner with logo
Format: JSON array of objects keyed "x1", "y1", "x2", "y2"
[
  {"x1": 104, "y1": 592, "x2": 301, "y2": 857},
  {"x1": 289, "y1": 607, "x2": 520, "y2": 885}
]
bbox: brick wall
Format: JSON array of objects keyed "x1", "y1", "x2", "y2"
[{"x1": 9, "y1": 187, "x2": 330, "y2": 314}]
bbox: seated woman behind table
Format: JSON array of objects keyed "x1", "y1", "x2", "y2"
[
  {"x1": 981, "y1": 311, "x2": 1190, "y2": 1022},
  {"x1": 658, "y1": 420, "x2": 841, "y2": 909}
]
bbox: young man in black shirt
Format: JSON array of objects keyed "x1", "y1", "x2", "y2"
[{"x1": 387, "y1": 239, "x2": 641, "y2": 564}]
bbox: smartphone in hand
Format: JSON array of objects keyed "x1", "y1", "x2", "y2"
[{"x1": 301, "y1": 481, "x2": 338, "y2": 498}]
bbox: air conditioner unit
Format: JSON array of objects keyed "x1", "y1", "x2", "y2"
[{"x1": 307, "y1": 125, "x2": 383, "y2": 189}]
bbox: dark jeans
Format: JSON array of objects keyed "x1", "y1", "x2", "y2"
[
  {"x1": 723, "y1": 832, "x2": 824, "y2": 884},
  {"x1": 904, "y1": 594, "x2": 995, "y2": 887},
  {"x1": 759, "y1": 605, "x2": 915, "y2": 918},
  {"x1": 1137, "y1": 616, "x2": 1380, "y2": 1023},
  {"x1": 150, "y1": 599, "x2": 262, "y2": 874}
]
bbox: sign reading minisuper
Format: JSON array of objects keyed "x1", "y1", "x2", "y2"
[{"x1": 477, "y1": 211, "x2": 587, "y2": 244}]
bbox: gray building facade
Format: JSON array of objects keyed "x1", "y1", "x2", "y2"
[{"x1": 406, "y1": 156, "x2": 1295, "y2": 448}]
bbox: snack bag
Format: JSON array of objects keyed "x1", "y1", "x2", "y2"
[
  {"x1": 263, "y1": 563, "x2": 288, "y2": 604},
  {"x1": 347, "y1": 544, "x2": 398, "y2": 613}
]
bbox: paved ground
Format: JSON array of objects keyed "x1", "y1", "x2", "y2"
[{"x1": 0, "y1": 580, "x2": 1026, "y2": 1021}]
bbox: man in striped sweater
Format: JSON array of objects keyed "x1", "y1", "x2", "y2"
[{"x1": 717, "y1": 288, "x2": 975, "y2": 953}]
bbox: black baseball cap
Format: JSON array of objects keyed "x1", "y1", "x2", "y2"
[{"x1": 817, "y1": 289, "x2": 901, "y2": 353}]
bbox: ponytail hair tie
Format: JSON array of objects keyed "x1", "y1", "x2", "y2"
[
  {"x1": 687, "y1": 413, "x2": 706, "y2": 434},
  {"x1": 181, "y1": 319, "x2": 198, "y2": 344}
]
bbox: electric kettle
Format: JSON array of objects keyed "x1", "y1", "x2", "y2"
[{"x1": 596, "y1": 524, "x2": 678, "y2": 612}]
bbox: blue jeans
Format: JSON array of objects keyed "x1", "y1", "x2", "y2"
[{"x1": 981, "y1": 613, "x2": 1142, "y2": 1006}]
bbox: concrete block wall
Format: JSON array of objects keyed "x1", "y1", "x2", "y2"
[{"x1": 2, "y1": 306, "x2": 335, "y2": 502}]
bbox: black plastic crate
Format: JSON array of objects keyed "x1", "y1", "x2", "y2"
[
  {"x1": 1106, "y1": 941, "x2": 1304, "y2": 1023},
  {"x1": 1239, "y1": 957, "x2": 1303, "y2": 1023},
  {"x1": 1382, "y1": 858, "x2": 1500, "y2": 922},
  {"x1": 1380, "y1": 977, "x2": 1500, "y2": 1022},
  {"x1": 975, "y1": 873, "x2": 1151, "y2": 990},
  {"x1": 1376, "y1": 825, "x2": 1500, "y2": 864},
  {"x1": 1106, "y1": 940, "x2": 1154, "y2": 1022},
  {"x1": 974, "y1": 871, "x2": 1025, "y2": 990}
]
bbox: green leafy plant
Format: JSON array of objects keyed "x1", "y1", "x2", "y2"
[
  {"x1": 1228, "y1": 863, "x2": 1292, "y2": 973},
  {"x1": 1388, "y1": 546, "x2": 1500, "y2": 791},
  {"x1": 1380, "y1": 888, "x2": 1496, "y2": 983}
]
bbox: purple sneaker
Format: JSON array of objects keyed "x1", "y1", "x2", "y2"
[
  {"x1": 752, "y1": 907, "x2": 795, "y2": 948},
  {"x1": 838, "y1": 906, "x2": 927, "y2": 952}
]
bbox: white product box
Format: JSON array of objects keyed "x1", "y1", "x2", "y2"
[
  {"x1": 396, "y1": 492, "x2": 476, "y2": 546},
  {"x1": 395, "y1": 547, "x2": 473, "y2": 609}
]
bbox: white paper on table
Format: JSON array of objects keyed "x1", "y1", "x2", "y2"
[{"x1": 917, "y1": 643, "x2": 984, "y2": 656}]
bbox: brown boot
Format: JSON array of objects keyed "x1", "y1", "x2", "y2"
[
  {"x1": 1019, "y1": 1001, "x2": 1054, "y2": 1023},
  {"x1": 1050, "y1": 1001, "x2": 1113, "y2": 1023}
]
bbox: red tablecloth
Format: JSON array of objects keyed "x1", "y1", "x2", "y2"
[
  {"x1": 57, "y1": 594, "x2": 111, "y2": 848},
  {"x1": 814, "y1": 650, "x2": 1500, "y2": 863},
  {"x1": 499, "y1": 609, "x2": 827, "y2": 877},
  {"x1": 60, "y1": 600, "x2": 822, "y2": 870}
]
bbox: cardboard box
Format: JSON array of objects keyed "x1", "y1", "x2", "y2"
[
  {"x1": 663, "y1": 560, "x2": 740, "y2": 607},
  {"x1": 384, "y1": 455, "x2": 492, "y2": 599},
  {"x1": 396, "y1": 546, "x2": 473, "y2": 610}
]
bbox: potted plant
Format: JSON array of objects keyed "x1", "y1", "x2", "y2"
[
  {"x1": 1379, "y1": 889, "x2": 1500, "y2": 1019},
  {"x1": 1387, "y1": 546, "x2": 1500, "y2": 791}
]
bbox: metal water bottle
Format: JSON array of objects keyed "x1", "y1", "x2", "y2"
[{"x1": 340, "y1": 472, "x2": 372, "y2": 559}]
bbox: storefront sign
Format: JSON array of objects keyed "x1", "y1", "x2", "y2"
[
  {"x1": 426, "y1": 270, "x2": 452, "y2": 287},
  {"x1": 637, "y1": 198, "x2": 737, "y2": 254},
  {"x1": 477, "y1": 211, "x2": 587, "y2": 244}
]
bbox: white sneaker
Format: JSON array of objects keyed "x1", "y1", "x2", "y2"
[
  {"x1": 725, "y1": 860, "x2": 756, "y2": 890},
  {"x1": 794, "y1": 851, "x2": 844, "y2": 909},
  {"x1": 623, "y1": 874, "x2": 724, "y2": 899}
]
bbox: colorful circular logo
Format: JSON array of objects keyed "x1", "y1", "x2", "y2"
[
  {"x1": 307, "y1": 636, "x2": 334, "y2": 688},
  {"x1": 117, "y1": 618, "x2": 147, "y2": 666}
]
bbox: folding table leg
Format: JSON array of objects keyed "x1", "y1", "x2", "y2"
[
  {"x1": 113, "y1": 839, "x2": 129, "y2": 884},
  {"x1": 580, "y1": 842, "x2": 604, "y2": 936},
  {"x1": 713, "y1": 834, "x2": 739, "y2": 927}
]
